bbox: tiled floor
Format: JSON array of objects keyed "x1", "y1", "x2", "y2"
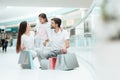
[{"x1": 0, "y1": 47, "x2": 95, "y2": 80}]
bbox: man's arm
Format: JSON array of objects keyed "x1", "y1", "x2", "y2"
[
  {"x1": 61, "y1": 29, "x2": 70, "y2": 53},
  {"x1": 65, "y1": 39, "x2": 69, "y2": 48},
  {"x1": 62, "y1": 39, "x2": 69, "y2": 54}
]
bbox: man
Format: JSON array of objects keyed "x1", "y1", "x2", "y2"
[
  {"x1": 37, "y1": 18, "x2": 70, "y2": 69},
  {"x1": 1, "y1": 30, "x2": 7, "y2": 52}
]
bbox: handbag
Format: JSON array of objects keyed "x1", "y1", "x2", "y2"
[
  {"x1": 55, "y1": 53, "x2": 79, "y2": 70},
  {"x1": 49, "y1": 57, "x2": 57, "y2": 70},
  {"x1": 18, "y1": 50, "x2": 34, "y2": 69}
]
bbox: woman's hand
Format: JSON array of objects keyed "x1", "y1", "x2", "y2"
[
  {"x1": 21, "y1": 45, "x2": 26, "y2": 50},
  {"x1": 43, "y1": 39, "x2": 49, "y2": 46},
  {"x1": 43, "y1": 41, "x2": 47, "y2": 46}
]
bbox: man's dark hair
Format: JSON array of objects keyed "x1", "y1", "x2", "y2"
[{"x1": 51, "y1": 18, "x2": 61, "y2": 28}]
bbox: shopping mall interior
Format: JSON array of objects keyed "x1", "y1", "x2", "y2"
[{"x1": 0, "y1": 0, "x2": 120, "y2": 80}]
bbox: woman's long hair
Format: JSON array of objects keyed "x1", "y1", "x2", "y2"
[{"x1": 16, "y1": 21, "x2": 27, "y2": 53}]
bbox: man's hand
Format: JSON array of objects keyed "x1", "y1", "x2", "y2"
[
  {"x1": 61, "y1": 39, "x2": 69, "y2": 54},
  {"x1": 61, "y1": 47, "x2": 67, "y2": 54}
]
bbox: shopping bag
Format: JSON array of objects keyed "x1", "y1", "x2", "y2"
[
  {"x1": 18, "y1": 50, "x2": 34, "y2": 69},
  {"x1": 18, "y1": 51, "x2": 29, "y2": 64},
  {"x1": 55, "y1": 53, "x2": 79, "y2": 70},
  {"x1": 40, "y1": 59, "x2": 49, "y2": 70},
  {"x1": 49, "y1": 57, "x2": 57, "y2": 70}
]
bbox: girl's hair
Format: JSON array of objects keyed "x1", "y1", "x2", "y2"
[
  {"x1": 16, "y1": 21, "x2": 27, "y2": 53},
  {"x1": 39, "y1": 13, "x2": 48, "y2": 22}
]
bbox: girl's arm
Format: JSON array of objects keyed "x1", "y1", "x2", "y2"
[{"x1": 43, "y1": 39, "x2": 49, "y2": 46}]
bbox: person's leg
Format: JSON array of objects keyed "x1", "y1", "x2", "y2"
[
  {"x1": 36, "y1": 47, "x2": 55, "y2": 69},
  {"x1": 42, "y1": 50, "x2": 62, "y2": 69},
  {"x1": 2, "y1": 45, "x2": 4, "y2": 52},
  {"x1": 1, "y1": 39, "x2": 4, "y2": 46},
  {"x1": 37, "y1": 50, "x2": 62, "y2": 60},
  {"x1": 35, "y1": 38, "x2": 42, "y2": 48},
  {"x1": 46, "y1": 50, "x2": 62, "y2": 59},
  {"x1": 37, "y1": 51, "x2": 47, "y2": 69},
  {"x1": 37, "y1": 49, "x2": 47, "y2": 65},
  {"x1": 5, "y1": 45, "x2": 7, "y2": 52},
  {"x1": 36, "y1": 49, "x2": 62, "y2": 69}
]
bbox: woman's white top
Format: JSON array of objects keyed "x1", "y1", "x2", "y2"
[{"x1": 21, "y1": 31, "x2": 35, "y2": 50}]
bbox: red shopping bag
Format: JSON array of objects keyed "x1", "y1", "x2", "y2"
[{"x1": 49, "y1": 57, "x2": 56, "y2": 69}]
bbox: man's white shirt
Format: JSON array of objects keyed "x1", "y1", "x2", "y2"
[{"x1": 49, "y1": 29, "x2": 70, "y2": 51}]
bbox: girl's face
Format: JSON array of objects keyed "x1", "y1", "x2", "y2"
[
  {"x1": 39, "y1": 17, "x2": 46, "y2": 24},
  {"x1": 26, "y1": 23, "x2": 31, "y2": 31}
]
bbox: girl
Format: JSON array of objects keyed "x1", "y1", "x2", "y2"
[{"x1": 35, "y1": 13, "x2": 50, "y2": 48}]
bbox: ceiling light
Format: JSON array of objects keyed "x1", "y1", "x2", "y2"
[{"x1": 6, "y1": 6, "x2": 14, "y2": 8}]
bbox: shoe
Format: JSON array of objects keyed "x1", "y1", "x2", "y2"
[{"x1": 39, "y1": 67, "x2": 48, "y2": 70}]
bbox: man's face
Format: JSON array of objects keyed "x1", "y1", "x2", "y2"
[{"x1": 51, "y1": 20, "x2": 56, "y2": 29}]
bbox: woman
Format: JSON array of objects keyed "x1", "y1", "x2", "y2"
[{"x1": 16, "y1": 21, "x2": 37, "y2": 69}]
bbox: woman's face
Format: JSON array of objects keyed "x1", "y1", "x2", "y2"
[
  {"x1": 26, "y1": 23, "x2": 31, "y2": 31},
  {"x1": 39, "y1": 17, "x2": 46, "y2": 24}
]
